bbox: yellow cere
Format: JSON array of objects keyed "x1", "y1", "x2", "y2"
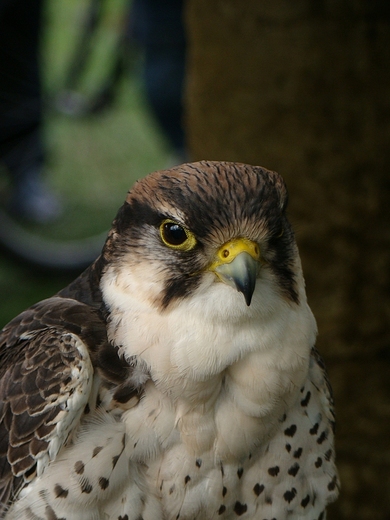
[{"x1": 210, "y1": 238, "x2": 260, "y2": 270}]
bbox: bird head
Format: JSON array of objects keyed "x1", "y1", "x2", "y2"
[{"x1": 99, "y1": 161, "x2": 302, "y2": 317}]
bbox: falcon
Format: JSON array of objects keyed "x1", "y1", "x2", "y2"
[{"x1": 0, "y1": 161, "x2": 339, "y2": 519}]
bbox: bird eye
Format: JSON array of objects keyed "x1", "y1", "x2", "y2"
[
  {"x1": 159, "y1": 220, "x2": 197, "y2": 251},
  {"x1": 162, "y1": 222, "x2": 187, "y2": 245}
]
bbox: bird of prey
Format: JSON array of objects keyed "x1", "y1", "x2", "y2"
[{"x1": 0, "y1": 161, "x2": 339, "y2": 519}]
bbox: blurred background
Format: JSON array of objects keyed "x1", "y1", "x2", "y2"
[
  {"x1": 1, "y1": 0, "x2": 390, "y2": 518},
  {"x1": 0, "y1": 0, "x2": 178, "y2": 318}
]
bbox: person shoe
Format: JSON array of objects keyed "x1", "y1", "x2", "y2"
[{"x1": 7, "y1": 169, "x2": 63, "y2": 224}]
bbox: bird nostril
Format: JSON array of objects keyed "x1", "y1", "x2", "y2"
[{"x1": 222, "y1": 249, "x2": 230, "y2": 258}]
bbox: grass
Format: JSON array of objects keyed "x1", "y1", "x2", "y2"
[{"x1": 0, "y1": 1, "x2": 171, "y2": 327}]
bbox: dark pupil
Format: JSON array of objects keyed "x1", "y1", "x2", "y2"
[{"x1": 163, "y1": 223, "x2": 187, "y2": 245}]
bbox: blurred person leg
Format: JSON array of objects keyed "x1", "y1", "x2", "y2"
[
  {"x1": 0, "y1": 0, "x2": 62, "y2": 223},
  {"x1": 129, "y1": 0, "x2": 188, "y2": 164}
]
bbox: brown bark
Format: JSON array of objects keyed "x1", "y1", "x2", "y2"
[{"x1": 185, "y1": 1, "x2": 390, "y2": 518}]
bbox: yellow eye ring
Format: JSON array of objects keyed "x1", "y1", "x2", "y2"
[{"x1": 159, "y1": 219, "x2": 197, "y2": 251}]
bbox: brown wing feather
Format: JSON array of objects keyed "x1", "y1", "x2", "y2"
[{"x1": 0, "y1": 297, "x2": 108, "y2": 514}]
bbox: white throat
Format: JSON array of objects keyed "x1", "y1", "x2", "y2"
[{"x1": 101, "y1": 262, "x2": 316, "y2": 398}]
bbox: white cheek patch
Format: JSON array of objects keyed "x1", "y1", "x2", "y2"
[{"x1": 102, "y1": 259, "x2": 165, "y2": 308}]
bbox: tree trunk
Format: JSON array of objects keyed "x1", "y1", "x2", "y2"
[{"x1": 186, "y1": 2, "x2": 390, "y2": 519}]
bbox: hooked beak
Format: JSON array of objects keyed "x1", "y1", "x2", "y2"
[{"x1": 209, "y1": 238, "x2": 260, "y2": 306}]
